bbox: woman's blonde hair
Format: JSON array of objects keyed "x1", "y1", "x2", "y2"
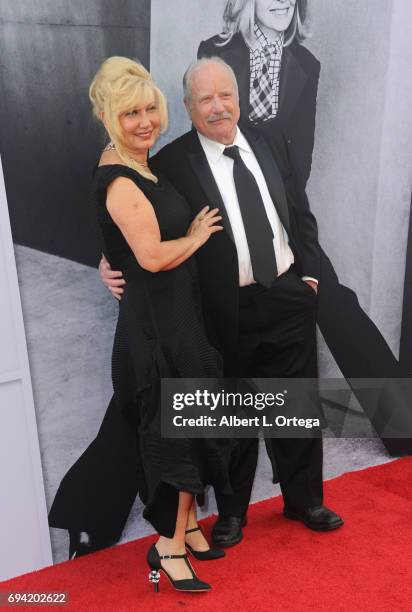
[
  {"x1": 218, "y1": 0, "x2": 309, "y2": 48},
  {"x1": 89, "y1": 56, "x2": 168, "y2": 182}
]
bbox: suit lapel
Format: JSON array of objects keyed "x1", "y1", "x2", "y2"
[
  {"x1": 278, "y1": 45, "x2": 307, "y2": 122},
  {"x1": 246, "y1": 131, "x2": 290, "y2": 233},
  {"x1": 185, "y1": 132, "x2": 235, "y2": 243},
  {"x1": 216, "y1": 34, "x2": 251, "y2": 121}
]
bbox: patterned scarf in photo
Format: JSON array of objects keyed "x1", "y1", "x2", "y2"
[{"x1": 249, "y1": 25, "x2": 284, "y2": 123}]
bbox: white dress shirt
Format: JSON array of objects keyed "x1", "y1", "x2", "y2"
[{"x1": 198, "y1": 127, "x2": 295, "y2": 287}]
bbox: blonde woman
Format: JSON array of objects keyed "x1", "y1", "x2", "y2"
[{"x1": 49, "y1": 57, "x2": 233, "y2": 593}]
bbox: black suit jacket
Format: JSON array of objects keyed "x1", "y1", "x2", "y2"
[
  {"x1": 151, "y1": 127, "x2": 319, "y2": 360},
  {"x1": 198, "y1": 33, "x2": 320, "y2": 187}
]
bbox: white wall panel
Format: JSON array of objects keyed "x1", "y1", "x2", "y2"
[{"x1": 0, "y1": 156, "x2": 52, "y2": 580}]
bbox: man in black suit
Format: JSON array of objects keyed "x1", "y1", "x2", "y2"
[{"x1": 148, "y1": 57, "x2": 343, "y2": 546}]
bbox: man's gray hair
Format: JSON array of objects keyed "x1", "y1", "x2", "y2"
[{"x1": 183, "y1": 57, "x2": 239, "y2": 105}]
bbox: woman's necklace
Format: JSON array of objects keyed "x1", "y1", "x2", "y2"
[{"x1": 103, "y1": 142, "x2": 149, "y2": 169}]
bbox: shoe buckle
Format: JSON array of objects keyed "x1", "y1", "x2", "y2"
[
  {"x1": 148, "y1": 570, "x2": 161, "y2": 583},
  {"x1": 161, "y1": 554, "x2": 172, "y2": 560}
]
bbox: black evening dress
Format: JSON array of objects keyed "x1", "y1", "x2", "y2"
[{"x1": 48, "y1": 164, "x2": 234, "y2": 538}]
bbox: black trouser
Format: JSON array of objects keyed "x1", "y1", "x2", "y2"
[
  {"x1": 317, "y1": 250, "x2": 405, "y2": 379},
  {"x1": 317, "y1": 250, "x2": 412, "y2": 456},
  {"x1": 215, "y1": 266, "x2": 323, "y2": 517}
]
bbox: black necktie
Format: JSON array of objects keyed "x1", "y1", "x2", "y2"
[{"x1": 223, "y1": 145, "x2": 277, "y2": 287}]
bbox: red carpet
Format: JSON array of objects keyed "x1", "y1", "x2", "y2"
[{"x1": 2, "y1": 458, "x2": 412, "y2": 611}]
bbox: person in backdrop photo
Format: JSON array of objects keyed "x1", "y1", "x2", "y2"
[
  {"x1": 195, "y1": 0, "x2": 411, "y2": 440},
  {"x1": 199, "y1": 0, "x2": 317, "y2": 187}
]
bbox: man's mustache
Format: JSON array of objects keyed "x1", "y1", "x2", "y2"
[{"x1": 207, "y1": 112, "x2": 232, "y2": 123}]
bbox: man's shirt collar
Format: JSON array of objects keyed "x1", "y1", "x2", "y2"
[{"x1": 197, "y1": 127, "x2": 252, "y2": 164}]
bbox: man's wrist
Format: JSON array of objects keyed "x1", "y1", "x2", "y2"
[{"x1": 302, "y1": 276, "x2": 318, "y2": 285}]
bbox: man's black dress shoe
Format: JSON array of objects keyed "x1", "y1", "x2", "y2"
[
  {"x1": 69, "y1": 530, "x2": 117, "y2": 560},
  {"x1": 283, "y1": 505, "x2": 344, "y2": 531},
  {"x1": 211, "y1": 515, "x2": 247, "y2": 548}
]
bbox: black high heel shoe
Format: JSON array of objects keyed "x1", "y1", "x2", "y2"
[
  {"x1": 147, "y1": 543, "x2": 211, "y2": 592},
  {"x1": 185, "y1": 526, "x2": 225, "y2": 561}
]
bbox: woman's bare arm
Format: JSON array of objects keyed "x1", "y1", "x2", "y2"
[{"x1": 106, "y1": 176, "x2": 222, "y2": 273}]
